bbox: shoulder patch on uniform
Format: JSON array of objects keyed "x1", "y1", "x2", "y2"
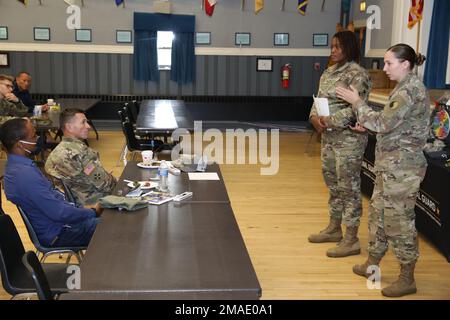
[
  {"x1": 389, "y1": 95, "x2": 407, "y2": 111},
  {"x1": 389, "y1": 101, "x2": 399, "y2": 109}
]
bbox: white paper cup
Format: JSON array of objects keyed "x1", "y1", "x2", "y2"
[
  {"x1": 47, "y1": 99, "x2": 54, "y2": 106},
  {"x1": 141, "y1": 150, "x2": 154, "y2": 164},
  {"x1": 33, "y1": 105, "x2": 42, "y2": 116},
  {"x1": 180, "y1": 154, "x2": 193, "y2": 165}
]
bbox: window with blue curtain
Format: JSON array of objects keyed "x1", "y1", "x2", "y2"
[
  {"x1": 134, "y1": 30, "x2": 159, "y2": 81},
  {"x1": 424, "y1": 0, "x2": 450, "y2": 89},
  {"x1": 133, "y1": 13, "x2": 196, "y2": 84},
  {"x1": 171, "y1": 32, "x2": 195, "y2": 84}
]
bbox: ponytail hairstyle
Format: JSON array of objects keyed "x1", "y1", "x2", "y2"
[{"x1": 387, "y1": 43, "x2": 426, "y2": 70}]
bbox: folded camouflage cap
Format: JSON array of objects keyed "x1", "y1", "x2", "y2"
[{"x1": 99, "y1": 195, "x2": 148, "y2": 211}]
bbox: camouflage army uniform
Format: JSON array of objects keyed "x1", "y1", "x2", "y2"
[
  {"x1": 352, "y1": 72, "x2": 430, "y2": 264},
  {"x1": 45, "y1": 137, "x2": 117, "y2": 206},
  {"x1": 0, "y1": 98, "x2": 28, "y2": 124},
  {"x1": 310, "y1": 61, "x2": 371, "y2": 227}
]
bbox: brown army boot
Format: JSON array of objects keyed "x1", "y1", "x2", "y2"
[
  {"x1": 326, "y1": 226, "x2": 360, "y2": 257},
  {"x1": 353, "y1": 255, "x2": 382, "y2": 278},
  {"x1": 382, "y1": 263, "x2": 417, "y2": 297},
  {"x1": 308, "y1": 218, "x2": 342, "y2": 243}
]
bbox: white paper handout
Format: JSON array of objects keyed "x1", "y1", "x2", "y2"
[
  {"x1": 313, "y1": 95, "x2": 330, "y2": 116},
  {"x1": 188, "y1": 173, "x2": 220, "y2": 181}
]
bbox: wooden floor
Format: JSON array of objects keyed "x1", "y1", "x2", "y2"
[{"x1": 1, "y1": 131, "x2": 450, "y2": 300}]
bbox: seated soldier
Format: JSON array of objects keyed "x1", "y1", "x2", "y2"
[
  {"x1": 45, "y1": 109, "x2": 117, "y2": 206},
  {"x1": 13, "y1": 71, "x2": 48, "y2": 114},
  {"x1": 1, "y1": 118, "x2": 102, "y2": 247},
  {"x1": 0, "y1": 74, "x2": 28, "y2": 124}
]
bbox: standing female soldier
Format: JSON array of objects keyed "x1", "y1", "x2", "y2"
[
  {"x1": 335, "y1": 44, "x2": 429, "y2": 297},
  {"x1": 308, "y1": 31, "x2": 371, "y2": 258}
]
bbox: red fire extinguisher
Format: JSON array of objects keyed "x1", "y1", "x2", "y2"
[{"x1": 281, "y1": 63, "x2": 292, "y2": 89}]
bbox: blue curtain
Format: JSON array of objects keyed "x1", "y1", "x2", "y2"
[
  {"x1": 341, "y1": 0, "x2": 352, "y2": 27},
  {"x1": 424, "y1": 0, "x2": 450, "y2": 89},
  {"x1": 133, "y1": 31, "x2": 159, "y2": 81},
  {"x1": 133, "y1": 13, "x2": 196, "y2": 83},
  {"x1": 170, "y1": 32, "x2": 195, "y2": 84},
  {"x1": 134, "y1": 13, "x2": 195, "y2": 33}
]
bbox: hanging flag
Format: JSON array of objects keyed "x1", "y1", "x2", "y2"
[
  {"x1": 115, "y1": 0, "x2": 125, "y2": 6},
  {"x1": 241, "y1": 0, "x2": 245, "y2": 11},
  {"x1": 298, "y1": 0, "x2": 308, "y2": 15},
  {"x1": 281, "y1": 0, "x2": 286, "y2": 11},
  {"x1": 342, "y1": 0, "x2": 351, "y2": 14},
  {"x1": 255, "y1": 0, "x2": 264, "y2": 14},
  {"x1": 408, "y1": 0, "x2": 424, "y2": 29},
  {"x1": 205, "y1": 0, "x2": 217, "y2": 16},
  {"x1": 17, "y1": 0, "x2": 28, "y2": 5}
]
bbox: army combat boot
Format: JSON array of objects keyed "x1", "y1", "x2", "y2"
[
  {"x1": 308, "y1": 218, "x2": 342, "y2": 243},
  {"x1": 326, "y1": 226, "x2": 360, "y2": 257},
  {"x1": 353, "y1": 255, "x2": 382, "y2": 278},
  {"x1": 382, "y1": 263, "x2": 417, "y2": 297}
]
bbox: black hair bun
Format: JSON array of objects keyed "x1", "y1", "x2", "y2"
[{"x1": 416, "y1": 53, "x2": 426, "y2": 66}]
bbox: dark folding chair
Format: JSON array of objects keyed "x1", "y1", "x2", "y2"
[
  {"x1": 52, "y1": 129, "x2": 64, "y2": 143},
  {"x1": 124, "y1": 102, "x2": 138, "y2": 124},
  {"x1": 117, "y1": 110, "x2": 129, "y2": 165},
  {"x1": 22, "y1": 251, "x2": 57, "y2": 300},
  {"x1": 118, "y1": 109, "x2": 128, "y2": 123},
  {"x1": 132, "y1": 100, "x2": 140, "y2": 116},
  {"x1": 51, "y1": 177, "x2": 79, "y2": 206},
  {"x1": 16, "y1": 206, "x2": 86, "y2": 264},
  {"x1": 0, "y1": 213, "x2": 69, "y2": 299},
  {"x1": 118, "y1": 120, "x2": 156, "y2": 165},
  {"x1": 117, "y1": 110, "x2": 166, "y2": 165}
]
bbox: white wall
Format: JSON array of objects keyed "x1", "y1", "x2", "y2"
[
  {"x1": 0, "y1": 0, "x2": 339, "y2": 57},
  {"x1": 355, "y1": 0, "x2": 434, "y2": 68},
  {"x1": 353, "y1": 0, "x2": 397, "y2": 58},
  {"x1": 391, "y1": 0, "x2": 434, "y2": 79}
]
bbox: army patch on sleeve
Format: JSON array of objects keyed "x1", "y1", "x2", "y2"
[
  {"x1": 388, "y1": 94, "x2": 407, "y2": 111},
  {"x1": 389, "y1": 101, "x2": 400, "y2": 109},
  {"x1": 83, "y1": 162, "x2": 95, "y2": 176},
  {"x1": 389, "y1": 89, "x2": 411, "y2": 110}
]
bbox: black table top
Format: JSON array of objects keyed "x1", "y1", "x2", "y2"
[
  {"x1": 136, "y1": 100, "x2": 194, "y2": 132},
  {"x1": 69, "y1": 202, "x2": 260, "y2": 299},
  {"x1": 115, "y1": 162, "x2": 230, "y2": 204},
  {"x1": 64, "y1": 162, "x2": 260, "y2": 300},
  {"x1": 60, "y1": 290, "x2": 259, "y2": 300},
  {"x1": 32, "y1": 98, "x2": 100, "y2": 131},
  {"x1": 57, "y1": 98, "x2": 100, "y2": 112}
]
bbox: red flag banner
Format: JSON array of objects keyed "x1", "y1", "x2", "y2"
[
  {"x1": 205, "y1": 0, "x2": 218, "y2": 16},
  {"x1": 408, "y1": 0, "x2": 424, "y2": 29}
]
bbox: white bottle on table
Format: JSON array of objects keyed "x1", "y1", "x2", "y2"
[{"x1": 158, "y1": 160, "x2": 169, "y2": 192}]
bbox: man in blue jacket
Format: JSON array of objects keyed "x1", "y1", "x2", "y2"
[
  {"x1": 12, "y1": 72, "x2": 48, "y2": 114},
  {"x1": 0, "y1": 118, "x2": 102, "y2": 247}
]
